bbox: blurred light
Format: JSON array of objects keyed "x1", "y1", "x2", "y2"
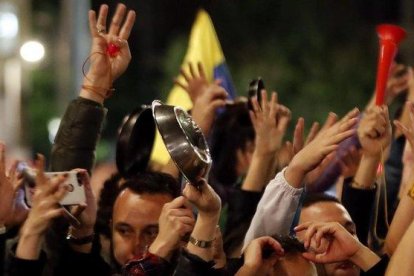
[
  {"x1": 0, "y1": 12, "x2": 18, "y2": 39},
  {"x1": 48, "y1": 118, "x2": 61, "y2": 144},
  {"x1": 20, "y1": 41, "x2": 45, "y2": 62}
]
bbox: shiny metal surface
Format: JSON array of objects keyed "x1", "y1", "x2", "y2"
[{"x1": 152, "y1": 100, "x2": 211, "y2": 183}]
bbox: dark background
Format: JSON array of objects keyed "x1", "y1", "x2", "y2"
[{"x1": 27, "y1": 0, "x2": 413, "y2": 160}]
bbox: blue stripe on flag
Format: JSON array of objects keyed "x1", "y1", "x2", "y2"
[{"x1": 214, "y1": 62, "x2": 237, "y2": 99}]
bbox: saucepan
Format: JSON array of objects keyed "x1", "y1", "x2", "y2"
[
  {"x1": 116, "y1": 105, "x2": 156, "y2": 176},
  {"x1": 152, "y1": 100, "x2": 211, "y2": 184},
  {"x1": 247, "y1": 77, "x2": 265, "y2": 110}
]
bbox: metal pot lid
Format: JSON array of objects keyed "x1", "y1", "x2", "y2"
[
  {"x1": 152, "y1": 100, "x2": 211, "y2": 183},
  {"x1": 247, "y1": 77, "x2": 265, "y2": 110},
  {"x1": 116, "y1": 105, "x2": 156, "y2": 176}
]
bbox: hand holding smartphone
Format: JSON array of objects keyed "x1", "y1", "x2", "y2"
[{"x1": 18, "y1": 162, "x2": 86, "y2": 207}]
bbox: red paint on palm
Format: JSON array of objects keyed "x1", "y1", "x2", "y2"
[{"x1": 107, "y1": 43, "x2": 120, "y2": 57}]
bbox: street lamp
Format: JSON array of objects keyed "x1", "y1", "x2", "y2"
[{"x1": 20, "y1": 40, "x2": 45, "y2": 62}]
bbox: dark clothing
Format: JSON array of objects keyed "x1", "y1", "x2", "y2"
[
  {"x1": 361, "y1": 255, "x2": 389, "y2": 276},
  {"x1": 173, "y1": 250, "x2": 224, "y2": 276},
  {"x1": 341, "y1": 178, "x2": 376, "y2": 245},
  {"x1": 384, "y1": 135, "x2": 405, "y2": 217},
  {"x1": 50, "y1": 97, "x2": 106, "y2": 173},
  {"x1": 54, "y1": 243, "x2": 111, "y2": 276},
  {"x1": 8, "y1": 250, "x2": 47, "y2": 276},
  {"x1": 122, "y1": 252, "x2": 173, "y2": 276},
  {"x1": 46, "y1": 97, "x2": 106, "y2": 274},
  {"x1": 1, "y1": 233, "x2": 5, "y2": 274},
  {"x1": 223, "y1": 189, "x2": 262, "y2": 255}
]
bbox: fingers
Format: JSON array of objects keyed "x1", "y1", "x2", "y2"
[
  {"x1": 119, "y1": 10, "x2": 136, "y2": 40},
  {"x1": 88, "y1": 11, "x2": 98, "y2": 36},
  {"x1": 260, "y1": 90, "x2": 269, "y2": 114},
  {"x1": 108, "y1": 4, "x2": 126, "y2": 36},
  {"x1": 269, "y1": 92, "x2": 277, "y2": 119},
  {"x1": 189, "y1": 63, "x2": 196, "y2": 79},
  {"x1": 174, "y1": 78, "x2": 187, "y2": 90},
  {"x1": 293, "y1": 118, "x2": 305, "y2": 153},
  {"x1": 71, "y1": 204, "x2": 86, "y2": 218},
  {"x1": 34, "y1": 154, "x2": 47, "y2": 187},
  {"x1": 165, "y1": 195, "x2": 188, "y2": 209},
  {"x1": 305, "y1": 122, "x2": 320, "y2": 145},
  {"x1": 320, "y1": 112, "x2": 338, "y2": 133},
  {"x1": 180, "y1": 67, "x2": 191, "y2": 83},
  {"x1": 197, "y1": 62, "x2": 206, "y2": 79},
  {"x1": 0, "y1": 142, "x2": 5, "y2": 174}
]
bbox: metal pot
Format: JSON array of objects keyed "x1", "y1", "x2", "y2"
[
  {"x1": 247, "y1": 77, "x2": 265, "y2": 110},
  {"x1": 116, "y1": 105, "x2": 156, "y2": 176},
  {"x1": 152, "y1": 100, "x2": 211, "y2": 184}
]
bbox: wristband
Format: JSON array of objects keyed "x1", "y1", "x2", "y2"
[
  {"x1": 189, "y1": 236, "x2": 214, "y2": 248},
  {"x1": 351, "y1": 180, "x2": 375, "y2": 190}
]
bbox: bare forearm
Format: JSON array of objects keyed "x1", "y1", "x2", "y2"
[
  {"x1": 353, "y1": 154, "x2": 380, "y2": 189},
  {"x1": 187, "y1": 214, "x2": 219, "y2": 261},
  {"x1": 242, "y1": 152, "x2": 275, "y2": 192},
  {"x1": 386, "y1": 220, "x2": 414, "y2": 275},
  {"x1": 385, "y1": 187, "x2": 414, "y2": 255},
  {"x1": 16, "y1": 232, "x2": 43, "y2": 260},
  {"x1": 350, "y1": 245, "x2": 380, "y2": 271}
]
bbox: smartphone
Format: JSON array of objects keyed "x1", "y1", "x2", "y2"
[{"x1": 18, "y1": 163, "x2": 86, "y2": 207}]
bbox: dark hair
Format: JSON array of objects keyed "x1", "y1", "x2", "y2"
[
  {"x1": 302, "y1": 193, "x2": 341, "y2": 208},
  {"x1": 95, "y1": 171, "x2": 180, "y2": 238},
  {"x1": 118, "y1": 171, "x2": 180, "y2": 198},
  {"x1": 272, "y1": 235, "x2": 306, "y2": 254},
  {"x1": 210, "y1": 103, "x2": 255, "y2": 186}
]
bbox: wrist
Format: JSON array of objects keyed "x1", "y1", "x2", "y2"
[
  {"x1": 80, "y1": 76, "x2": 113, "y2": 104},
  {"x1": 148, "y1": 238, "x2": 175, "y2": 261},
  {"x1": 349, "y1": 245, "x2": 380, "y2": 271},
  {"x1": 16, "y1": 232, "x2": 43, "y2": 260},
  {"x1": 197, "y1": 211, "x2": 220, "y2": 223},
  {"x1": 285, "y1": 160, "x2": 306, "y2": 188}
]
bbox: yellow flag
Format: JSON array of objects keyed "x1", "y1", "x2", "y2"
[{"x1": 150, "y1": 9, "x2": 236, "y2": 165}]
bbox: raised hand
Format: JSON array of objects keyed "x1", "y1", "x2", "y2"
[
  {"x1": 16, "y1": 155, "x2": 68, "y2": 260},
  {"x1": 236, "y1": 236, "x2": 284, "y2": 276},
  {"x1": 294, "y1": 221, "x2": 380, "y2": 271},
  {"x1": 285, "y1": 108, "x2": 359, "y2": 188},
  {"x1": 175, "y1": 62, "x2": 227, "y2": 135},
  {"x1": 81, "y1": 4, "x2": 136, "y2": 103},
  {"x1": 358, "y1": 105, "x2": 391, "y2": 156},
  {"x1": 182, "y1": 179, "x2": 221, "y2": 218},
  {"x1": 175, "y1": 62, "x2": 209, "y2": 103},
  {"x1": 0, "y1": 143, "x2": 24, "y2": 227},
  {"x1": 67, "y1": 169, "x2": 96, "y2": 252},
  {"x1": 149, "y1": 196, "x2": 195, "y2": 260},
  {"x1": 250, "y1": 90, "x2": 290, "y2": 156}
]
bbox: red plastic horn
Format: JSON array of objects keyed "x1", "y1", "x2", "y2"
[{"x1": 374, "y1": 24, "x2": 406, "y2": 105}]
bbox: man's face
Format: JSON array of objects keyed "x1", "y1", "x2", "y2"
[
  {"x1": 111, "y1": 189, "x2": 172, "y2": 265},
  {"x1": 299, "y1": 201, "x2": 359, "y2": 276}
]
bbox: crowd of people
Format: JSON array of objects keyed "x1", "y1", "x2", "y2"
[{"x1": 1, "y1": 3, "x2": 414, "y2": 276}]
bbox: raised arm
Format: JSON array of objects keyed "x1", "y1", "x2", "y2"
[
  {"x1": 11, "y1": 155, "x2": 68, "y2": 276},
  {"x1": 243, "y1": 108, "x2": 359, "y2": 247},
  {"x1": 51, "y1": 3, "x2": 135, "y2": 172},
  {"x1": 385, "y1": 102, "x2": 414, "y2": 255}
]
